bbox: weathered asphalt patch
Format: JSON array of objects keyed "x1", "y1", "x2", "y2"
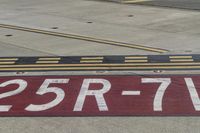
[
  {"x1": 124, "y1": 0, "x2": 200, "y2": 10},
  {"x1": 0, "y1": 75, "x2": 200, "y2": 116}
]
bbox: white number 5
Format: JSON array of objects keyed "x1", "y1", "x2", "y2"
[{"x1": 25, "y1": 79, "x2": 69, "y2": 111}]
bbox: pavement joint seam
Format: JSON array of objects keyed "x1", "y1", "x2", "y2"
[{"x1": 0, "y1": 40, "x2": 58, "y2": 56}]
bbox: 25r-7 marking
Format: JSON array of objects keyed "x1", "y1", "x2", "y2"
[{"x1": 0, "y1": 77, "x2": 199, "y2": 112}]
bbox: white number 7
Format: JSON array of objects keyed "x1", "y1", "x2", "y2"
[
  {"x1": 142, "y1": 78, "x2": 171, "y2": 111},
  {"x1": 25, "y1": 79, "x2": 69, "y2": 111}
]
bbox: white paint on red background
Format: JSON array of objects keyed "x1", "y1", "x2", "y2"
[{"x1": 0, "y1": 75, "x2": 199, "y2": 116}]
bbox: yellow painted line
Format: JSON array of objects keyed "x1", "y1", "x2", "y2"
[
  {"x1": 38, "y1": 58, "x2": 61, "y2": 61},
  {"x1": 125, "y1": 56, "x2": 148, "y2": 59},
  {"x1": 122, "y1": 0, "x2": 152, "y2": 3},
  {"x1": 36, "y1": 61, "x2": 59, "y2": 64},
  {"x1": 169, "y1": 56, "x2": 192, "y2": 59},
  {"x1": 0, "y1": 66, "x2": 200, "y2": 71},
  {"x1": 0, "y1": 62, "x2": 15, "y2": 64},
  {"x1": 80, "y1": 60, "x2": 103, "y2": 63},
  {"x1": 81, "y1": 57, "x2": 104, "y2": 60},
  {"x1": 0, "y1": 58, "x2": 18, "y2": 61},
  {"x1": 0, "y1": 24, "x2": 169, "y2": 53},
  {"x1": 125, "y1": 60, "x2": 148, "y2": 63},
  {"x1": 1, "y1": 62, "x2": 200, "y2": 68},
  {"x1": 170, "y1": 59, "x2": 194, "y2": 62}
]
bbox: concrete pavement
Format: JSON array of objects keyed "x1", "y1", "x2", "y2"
[{"x1": 0, "y1": 0, "x2": 200, "y2": 133}]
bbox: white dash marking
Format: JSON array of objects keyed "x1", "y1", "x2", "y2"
[{"x1": 122, "y1": 91, "x2": 141, "y2": 96}]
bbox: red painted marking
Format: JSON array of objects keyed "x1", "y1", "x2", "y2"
[{"x1": 0, "y1": 75, "x2": 199, "y2": 116}]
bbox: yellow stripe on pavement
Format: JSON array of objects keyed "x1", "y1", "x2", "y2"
[
  {"x1": 125, "y1": 56, "x2": 148, "y2": 59},
  {"x1": 38, "y1": 58, "x2": 61, "y2": 61},
  {"x1": 0, "y1": 65, "x2": 200, "y2": 71},
  {"x1": 122, "y1": 0, "x2": 153, "y2": 3},
  {"x1": 170, "y1": 59, "x2": 194, "y2": 62},
  {"x1": 0, "y1": 62, "x2": 200, "y2": 68},
  {"x1": 169, "y1": 56, "x2": 192, "y2": 59},
  {"x1": 125, "y1": 60, "x2": 148, "y2": 63},
  {"x1": 0, "y1": 62, "x2": 15, "y2": 64},
  {"x1": 81, "y1": 57, "x2": 104, "y2": 60},
  {"x1": 80, "y1": 60, "x2": 103, "y2": 63},
  {"x1": 0, "y1": 24, "x2": 169, "y2": 53},
  {"x1": 36, "y1": 61, "x2": 59, "y2": 64},
  {"x1": 0, "y1": 58, "x2": 18, "y2": 61}
]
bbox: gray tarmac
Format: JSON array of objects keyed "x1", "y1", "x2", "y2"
[{"x1": 0, "y1": 0, "x2": 200, "y2": 133}]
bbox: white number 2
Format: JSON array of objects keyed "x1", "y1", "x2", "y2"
[
  {"x1": 25, "y1": 79, "x2": 69, "y2": 111},
  {"x1": 0, "y1": 79, "x2": 27, "y2": 112},
  {"x1": 142, "y1": 78, "x2": 171, "y2": 111}
]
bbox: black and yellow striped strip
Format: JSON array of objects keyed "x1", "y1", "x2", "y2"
[{"x1": 0, "y1": 55, "x2": 200, "y2": 72}]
